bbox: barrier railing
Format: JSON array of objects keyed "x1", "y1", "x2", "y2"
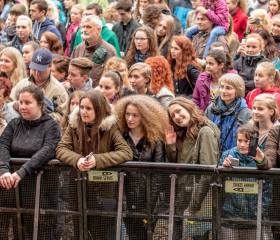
[{"x1": 0, "y1": 159, "x2": 280, "y2": 239}]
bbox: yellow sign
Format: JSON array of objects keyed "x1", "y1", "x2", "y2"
[
  {"x1": 88, "y1": 171, "x2": 118, "y2": 182},
  {"x1": 225, "y1": 181, "x2": 258, "y2": 194}
]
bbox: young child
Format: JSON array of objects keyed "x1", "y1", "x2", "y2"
[
  {"x1": 185, "y1": 0, "x2": 229, "y2": 59},
  {"x1": 219, "y1": 123, "x2": 272, "y2": 239}
]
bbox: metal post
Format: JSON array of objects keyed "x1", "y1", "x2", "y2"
[
  {"x1": 116, "y1": 172, "x2": 125, "y2": 240},
  {"x1": 33, "y1": 171, "x2": 43, "y2": 240},
  {"x1": 76, "y1": 170, "x2": 84, "y2": 240},
  {"x1": 256, "y1": 180, "x2": 263, "y2": 240},
  {"x1": 146, "y1": 173, "x2": 152, "y2": 240},
  {"x1": 81, "y1": 171, "x2": 88, "y2": 240},
  {"x1": 168, "y1": 174, "x2": 176, "y2": 240},
  {"x1": 15, "y1": 179, "x2": 23, "y2": 240}
]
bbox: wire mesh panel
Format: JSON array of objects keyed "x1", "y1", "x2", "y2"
[
  {"x1": 0, "y1": 212, "x2": 18, "y2": 240},
  {"x1": 173, "y1": 173, "x2": 213, "y2": 240}
]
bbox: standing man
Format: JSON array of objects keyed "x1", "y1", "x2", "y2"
[
  {"x1": 113, "y1": 0, "x2": 141, "y2": 58},
  {"x1": 30, "y1": 0, "x2": 63, "y2": 45},
  {"x1": 71, "y1": 15, "x2": 117, "y2": 87}
]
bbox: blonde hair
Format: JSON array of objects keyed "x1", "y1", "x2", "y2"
[
  {"x1": 155, "y1": 15, "x2": 175, "y2": 53},
  {"x1": 251, "y1": 9, "x2": 271, "y2": 33},
  {"x1": 103, "y1": 57, "x2": 130, "y2": 88},
  {"x1": 231, "y1": 0, "x2": 248, "y2": 14},
  {"x1": 0, "y1": 47, "x2": 27, "y2": 87},
  {"x1": 251, "y1": 93, "x2": 279, "y2": 125},
  {"x1": 114, "y1": 95, "x2": 169, "y2": 147},
  {"x1": 16, "y1": 15, "x2": 32, "y2": 31},
  {"x1": 219, "y1": 73, "x2": 245, "y2": 98},
  {"x1": 103, "y1": 1, "x2": 118, "y2": 23},
  {"x1": 226, "y1": 15, "x2": 234, "y2": 46},
  {"x1": 246, "y1": 33, "x2": 264, "y2": 51},
  {"x1": 46, "y1": 0, "x2": 59, "y2": 26},
  {"x1": 72, "y1": 4, "x2": 86, "y2": 16},
  {"x1": 133, "y1": 0, "x2": 155, "y2": 20},
  {"x1": 128, "y1": 63, "x2": 152, "y2": 88},
  {"x1": 257, "y1": 62, "x2": 280, "y2": 88}
]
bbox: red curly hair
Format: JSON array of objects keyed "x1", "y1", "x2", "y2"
[
  {"x1": 145, "y1": 56, "x2": 174, "y2": 96},
  {"x1": 167, "y1": 36, "x2": 201, "y2": 80},
  {"x1": 0, "y1": 77, "x2": 12, "y2": 97}
]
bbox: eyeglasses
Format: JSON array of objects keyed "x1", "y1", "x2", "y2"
[
  {"x1": 134, "y1": 37, "x2": 149, "y2": 42},
  {"x1": 220, "y1": 85, "x2": 234, "y2": 91}
]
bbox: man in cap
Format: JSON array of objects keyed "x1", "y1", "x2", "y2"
[{"x1": 10, "y1": 48, "x2": 68, "y2": 123}]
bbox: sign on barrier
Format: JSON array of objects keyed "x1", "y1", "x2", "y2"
[
  {"x1": 225, "y1": 181, "x2": 258, "y2": 194},
  {"x1": 88, "y1": 170, "x2": 118, "y2": 182}
]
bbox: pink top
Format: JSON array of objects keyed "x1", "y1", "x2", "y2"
[
  {"x1": 197, "y1": 0, "x2": 229, "y2": 32},
  {"x1": 64, "y1": 22, "x2": 81, "y2": 56}
]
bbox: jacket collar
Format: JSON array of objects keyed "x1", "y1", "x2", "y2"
[
  {"x1": 68, "y1": 78, "x2": 93, "y2": 94},
  {"x1": 85, "y1": 35, "x2": 102, "y2": 50},
  {"x1": 68, "y1": 106, "x2": 118, "y2": 131},
  {"x1": 28, "y1": 73, "x2": 51, "y2": 89}
]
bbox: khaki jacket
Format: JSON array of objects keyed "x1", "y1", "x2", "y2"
[
  {"x1": 71, "y1": 36, "x2": 117, "y2": 88},
  {"x1": 55, "y1": 107, "x2": 133, "y2": 170},
  {"x1": 10, "y1": 74, "x2": 68, "y2": 123}
]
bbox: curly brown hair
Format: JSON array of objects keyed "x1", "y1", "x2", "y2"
[
  {"x1": 103, "y1": 57, "x2": 130, "y2": 87},
  {"x1": 167, "y1": 36, "x2": 201, "y2": 80},
  {"x1": 40, "y1": 32, "x2": 64, "y2": 55},
  {"x1": 145, "y1": 56, "x2": 174, "y2": 96},
  {"x1": 114, "y1": 95, "x2": 169, "y2": 147},
  {"x1": 126, "y1": 26, "x2": 158, "y2": 68},
  {"x1": 167, "y1": 97, "x2": 208, "y2": 144}
]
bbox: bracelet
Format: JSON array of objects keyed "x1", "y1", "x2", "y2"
[
  {"x1": 256, "y1": 158, "x2": 264, "y2": 164},
  {"x1": 201, "y1": 60, "x2": 206, "y2": 67}
]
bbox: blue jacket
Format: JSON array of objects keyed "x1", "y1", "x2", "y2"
[
  {"x1": 171, "y1": 0, "x2": 193, "y2": 30},
  {"x1": 205, "y1": 97, "x2": 252, "y2": 152},
  {"x1": 219, "y1": 147, "x2": 272, "y2": 228},
  {"x1": 1, "y1": 4, "x2": 13, "y2": 22},
  {"x1": 32, "y1": 17, "x2": 63, "y2": 46}
]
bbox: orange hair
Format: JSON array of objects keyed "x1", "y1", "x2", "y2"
[{"x1": 145, "y1": 56, "x2": 174, "y2": 95}]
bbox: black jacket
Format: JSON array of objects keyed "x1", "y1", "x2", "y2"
[
  {"x1": 112, "y1": 18, "x2": 141, "y2": 54},
  {"x1": 172, "y1": 63, "x2": 200, "y2": 98},
  {"x1": 57, "y1": 21, "x2": 66, "y2": 48},
  {"x1": 272, "y1": 34, "x2": 280, "y2": 51},
  {"x1": 0, "y1": 114, "x2": 61, "y2": 179},
  {"x1": 171, "y1": 0, "x2": 193, "y2": 13},
  {"x1": 233, "y1": 54, "x2": 269, "y2": 96},
  {"x1": 123, "y1": 133, "x2": 166, "y2": 212}
]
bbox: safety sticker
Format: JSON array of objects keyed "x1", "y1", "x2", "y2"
[
  {"x1": 225, "y1": 181, "x2": 258, "y2": 194},
  {"x1": 88, "y1": 171, "x2": 118, "y2": 182}
]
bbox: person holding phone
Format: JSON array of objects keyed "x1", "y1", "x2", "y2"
[{"x1": 219, "y1": 123, "x2": 273, "y2": 239}]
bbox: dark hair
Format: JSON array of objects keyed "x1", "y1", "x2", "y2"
[
  {"x1": 101, "y1": 70, "x2": 124, "y2": 97},
  {"x1": 209, "y1": 43, "x2": 234, "y2": 71},
  {"x1": 87, "y1": 3, "x2": 102, "y2": 14},
  {"x1": 52, "y1": 56, "x2": 71, "y2": 80},
  {"x1": 77, "y1": 90, "x2": 112, "y2": 155},
  {"x1": 10, "y1": 4, "x2": 27, "y2": 16},
  {"x1": 40, "y1": 32, "x2": 63, "y2": 55},
  {"x1": 115, "y1": 0, "x2": 132, "y2": 12},
  {"x1": 23, "y1": 41, "x2": 40, "y2": 51},
  {"x1": 236, "y1": 123, "x2": 259, "y2": 140},
  {"x1": 0, "y1": 77, "x2": 12, "y2": 97},
  {"x1": 206, "y1": 49, "x2": 227, "y2": 73},
  {"x1": 31, "y1": 0, "x2": 48, "y2": 15},
  {"x1": 142, "y1": 4, "x2": 161, "y2": 24},
  {"x1": 18, "y1": 85, "x2": 46, "y2": 113},
  {"x1": 255, "y1": 29, "x2": 280, "y2": 61}
]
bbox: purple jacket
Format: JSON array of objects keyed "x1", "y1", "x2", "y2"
[
  {"x1": 197, "y1": 0, "x2": 229, "y2": 32},
  {"x1": 192, "y1": 69, "x2": 237, "y2": 112}
]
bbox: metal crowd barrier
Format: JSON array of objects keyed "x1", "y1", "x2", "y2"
[{"x1": 1, "y1": 158, "x2": 280, "y2": 239}]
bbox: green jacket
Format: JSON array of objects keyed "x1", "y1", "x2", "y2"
[
  {"x1": 79, "y1": 0, "x2": 108, "y2": 11},
  {"x1": 166, "y1": 120, "x2": 220, "y2": 213},
  {"x1": 74, "y1": 18, "x2": 121, "y2": 57}
]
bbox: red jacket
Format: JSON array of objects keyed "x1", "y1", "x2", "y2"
[
  {"x1": 246, "y1": 87, "x2": 280, "y2": 110},
  {"x1": 231, "y1": 7, "x2": 248, "y2": 41}
]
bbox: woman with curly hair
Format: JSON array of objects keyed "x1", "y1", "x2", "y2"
[
  {"x1": 165, "y1": 97, "x2": 220, "y2": 239},
  {"x1": 227, "y1": 0, "x2": 248, "y2": 41},
  {"x1": 114, "y1": 94, "x2": 168, "y2": 239},
  {"x1": 40, "y1": 32, "x2": 64, "y2": 55},
  {"x1": 103, "y1": 57, "x2": 130, "y2": 87},
  {"x1": 268, "y1": 0, "x2": 280, "y2": 20},
  {"x1": 255, "y1": 29, "x2": 280, "y2": 69},
  {"x1": 155, "y1": 15, "x2": 175, "y2": 58},
  {"x1": 167, "y1": 35, "x2": 201, "y2": 98},
  {"x1": 126, "y1": 26, "x2": 158, "y2": 68},
  {"x1": 145, "y1": 56, "x2": 174, "y2": 108}
]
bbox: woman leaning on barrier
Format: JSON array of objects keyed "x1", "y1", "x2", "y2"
[
  {"x1": 165, "y1": 97, "x2": 220, "y2": 240},
  {"x1": 55, "y1": 90, "x2": 133, "y2": 239},
  {"x1": 114, "y1": 95, "x2": 168, "y2": 239}
]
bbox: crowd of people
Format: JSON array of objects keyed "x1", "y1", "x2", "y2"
[{"x1": 0, "y1": 0, "x2": 280, "y2": 238}]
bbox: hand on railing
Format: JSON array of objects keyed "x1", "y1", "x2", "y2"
[
  {"x1": 223, "y1": 155, "x2": 234, "y2": 168},
  {"x1": 11, "y1": 172, "x2": 21, "y2": 188},
  {"x1": 0, "y1": 172, "x2": 14, "y2": 189},
  {"x1": 77, "y1": 156, "x2": 96, "y2": 171},
  {"x1": 165, "y1": 125, "x2": 177, "y2": 145}
]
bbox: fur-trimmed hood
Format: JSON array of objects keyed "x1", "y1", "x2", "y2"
[{"x1": 68, "y1": 106, "x2": 118, "y2": 131}]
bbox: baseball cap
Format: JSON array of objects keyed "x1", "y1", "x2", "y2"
[{"x1": 29, "y1": 48, "x2": 52, "y2": 72}]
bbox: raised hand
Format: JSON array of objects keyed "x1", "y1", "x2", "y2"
[{"x1": 165, "y1": 125, "x2": 177, "y2": 145}]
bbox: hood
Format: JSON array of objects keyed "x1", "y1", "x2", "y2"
[
  {"x1": 41, "y1": 17, "x2": 56, "y2": 27},
  {"x1": 68, "y1": 106, "x2": 118, "y2": 131},
  {"x1": 242, "y1": 53, "x2": 266, "y2": 67},
  {"x1": 204, "y1": 119, "x2": 221, "y2": 139},
  {"x1": 68, "y1": 78, "x2": 93, "y2": 94},
  {"x1": 211, "y1": 97, "x2": 248, "y2": 116},
  {"x1": 21, "y1": 113, "x2": 53, "y2": 127},
  {"x1": 156, "y1": 87, "x2": 174, "y2": 98}
]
